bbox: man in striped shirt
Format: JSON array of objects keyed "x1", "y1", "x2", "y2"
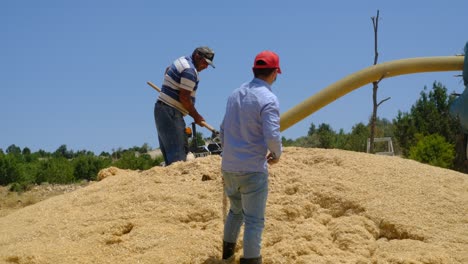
[{"x1": 154, "y1": 46, "x2": 215, "y2": 166}]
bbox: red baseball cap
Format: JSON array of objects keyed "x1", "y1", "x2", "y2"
[{"x1": 252, "y1": 50, "x2": 281, "y2": 74}]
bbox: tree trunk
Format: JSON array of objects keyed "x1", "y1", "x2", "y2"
[{"x1": 369, "y1": 10, "x2": 380, "y2": 154}]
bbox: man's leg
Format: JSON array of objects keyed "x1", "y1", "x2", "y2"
[
  {"x1": 222, "y1": 171, "x2": 244, "y2": 259},
  {"x1": 154, "y1": 103, "x2": 186, "y2": 165},
  {"x1": 157, "y1": 135, "x2": 169, "y2": 165},
  {"x1": 239, "y1": 172, "x2": 268, "y2": 259},
  {"x1": 223, "y1": 171, "x2": 244, "y2": 242}
]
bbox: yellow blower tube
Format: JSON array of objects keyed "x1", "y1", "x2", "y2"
[{"x1": 280, "y1": 56, "x2": 465, "y2": 132}]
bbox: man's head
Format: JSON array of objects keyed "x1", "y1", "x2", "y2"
[
  {"x1": 252, "y1": 50, "x2": 281, "y2": 83},
  {"x1": 192, "y1": 46, "x2": 215, "y2": 71}
]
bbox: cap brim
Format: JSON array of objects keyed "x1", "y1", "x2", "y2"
[{"x1": 205, "y1": 58, "x2": 215, "y2": 68}]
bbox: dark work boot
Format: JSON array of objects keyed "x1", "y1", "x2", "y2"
[
  {"x1": 222, "y1": 241, "x2": 236, "y2": 260},
  {"x1": 239, "y1": 256, "x2": 262, "y2": 264}
]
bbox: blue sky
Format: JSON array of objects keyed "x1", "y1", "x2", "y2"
[{"x1": 1, "y1": 0, "x2": 467, "y2": 154}]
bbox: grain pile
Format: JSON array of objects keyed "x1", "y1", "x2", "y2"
[{"x1": 0, "y1": 147, "x2": 467, "y2": 264}]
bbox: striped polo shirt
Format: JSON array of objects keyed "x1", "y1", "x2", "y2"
[{"x1": 158, "y1": 56, "x2": 199, "y2": 115}]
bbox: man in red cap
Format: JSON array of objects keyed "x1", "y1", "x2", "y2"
[{"x1": 219, "y1": 50, "x2": 283, "y2": 264}]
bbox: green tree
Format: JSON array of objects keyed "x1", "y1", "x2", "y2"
[
  {"x1": 369, "y1": 117, "x2": 394, "y2": 138},
  {"x1": 21, "y1": 147, "x2": 34, "y2": 162},
  {"x1": 409, "y1": 134, "x2": 455, "y2": 168},
  {"x1": 99, "y1": 151, "x2": 111, "y2": 157},
  {"x1": 112, "y1": 147, "x2": 124, "y2": 159},
  {"x1": 334, "y1": 129, "x2": 348, "y2": 149},
  {"x1": 412, "y1": 83, "x2": 457, "y2": 140},
  {"x1": 0, "y1": 154, "x2": 22, "y2": 185},
  {"x1": 19, "y1": 161, "x2": 39, "y2": 186},
  {"x1": 36, "y1": 149, "x2": 49, "y2": 158},
  {"x1": 292, "y1": 135, "x2": 319, "y2": 148},
  {"x1": 189, "y1": 132, "x2": 206, "y2": 150},
  {"x1": 316, "y1": 123, "x2": 336, "y2": 149},
  {"x1": 36, "y1": 157, "x2": 74, "y2": 184},
  {"x1": 394, "y1": 82, "x2": 459, "y2": 157},
  {"x1": 344, "y1": 122, "x2": 370, "y2": 152},
  {"x1": 113, "y1": 151, "x2": 154, "y2": 170},
  {"x1": 6, "y1": 144, "x2": 21, "y2": 156},
  {"x1": 54, "y1": 144, "x2": 74, "y2": 159},
  {"x1": 139, "y1": 143, "x2": 151, "y2": 153},
  {"x1": 308, "y1": 123, "x2": 317, "y2": 136},
  {"x1": 73, "y1": 155, "x2": 111, "y2": 181},
  {"x1": 281, "y1": 136, "x2": 295, "y2": 147},
  {"x1": 22, "y1": 147, "x2": 31, "y2": 156},
  {"x1": 393, "y1": 111, "x2": 417, "y2": 156},
  {"x1": 74, "y1": 150, "x2": 95, "y2": 158},
  {"x1": 367, "y1": 117, "x2": 397, "y2": 153}
]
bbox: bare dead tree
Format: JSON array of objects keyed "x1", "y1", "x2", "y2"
[{"x1": 369, "y1": 10, "x2": 391, "y2": 153}]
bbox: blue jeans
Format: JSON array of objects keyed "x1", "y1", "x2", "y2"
[
  {"x1": 154, "y1": 101, "x2": 188, "y2": 165},
  {"x1": 222, "y1": 170, "x2": 268, "y2": 259}
]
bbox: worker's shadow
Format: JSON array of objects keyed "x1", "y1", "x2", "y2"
[{"x1": 202, "y1": 256, "x2": 225, "y2": 264}]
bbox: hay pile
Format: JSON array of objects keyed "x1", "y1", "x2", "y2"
[{"x1": 0, "y1": 147, "x2": 467, "y2": 264}]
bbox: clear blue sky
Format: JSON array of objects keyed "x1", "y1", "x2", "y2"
[{"x1": 1, "y1": 0, "x2": 467, "y2": 154}]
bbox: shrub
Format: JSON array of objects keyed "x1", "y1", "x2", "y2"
[
  {"x1": 409, "y1": 134, "x2": 455, "y2": 168},
  {"x1": 113, "y1": 151, "x2": 155, "y2": 170},
  {"x1": 0, "y1": 155, "x2": 22, "y2": 185},
  {"x1": 73, "y1": 155, "x2": 111, "y2": 181},
  {"x1": 9, "y1": 182, "x2": 30, "y2": 193},
  {"x1": 36, "y1": 157, "x2": 75, "y2": 184}
]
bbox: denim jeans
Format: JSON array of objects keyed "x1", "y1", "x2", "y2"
[
  {"x1": 222, "y1": 170, "x2": 268, "y2": 258},
  {"x1": 154, "y1": 101, "x2": 188, "y2": 165}
]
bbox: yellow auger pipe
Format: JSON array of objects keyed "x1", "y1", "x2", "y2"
[{"x1": 280, "y1": 56, "x2": 465, "y2": 132}]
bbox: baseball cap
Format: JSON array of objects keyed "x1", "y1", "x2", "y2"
[
  {"x1": 253, "y1": 50, "x2": 281, "y2": 74},
  {"x1": 195, "y1": 46, "x2": 215, "y2": 68}
]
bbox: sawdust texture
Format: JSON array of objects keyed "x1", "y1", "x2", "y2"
[
  {"x1": 0, "y1": 147, "x2": 467, "y2": 264},
  {"x1": 0, "y1": 183, "x2": 89, "y2": 218}
]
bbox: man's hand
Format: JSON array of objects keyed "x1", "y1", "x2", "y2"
[
  {"x1": 211, "y1": 130, "x2": 220, "y2": 139},
  {"x1": 180, "y1": 89, "x2": 204, "y2": 125},
  {"x1": 267, "y1": 152, "x2": 280, "y2": 165},
  {"x1": 194, "y1": 114, "x2": 205, "y2": 126}
]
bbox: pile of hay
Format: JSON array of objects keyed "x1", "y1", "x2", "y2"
[{"x1": 0, "y1": 147, "x2": 467, "y2": 264}]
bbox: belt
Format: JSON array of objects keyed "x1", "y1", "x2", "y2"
[
  {"x1": 157, "y1": 100, "x2": 168, "y2": 106},
  {"x1": 157, "y1": 100, "x2": 188, "y2": 116}
]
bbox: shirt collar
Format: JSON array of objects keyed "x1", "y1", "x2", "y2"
[
  {"x1": 186, "y1": 56, "x2": 197, "y2": 70},
  {"x1": 185, "y1": 56, "x2": 199, "y2": 77},
  {"x1": 251, "y1": 78, "x2": 272, "y2": 91}
]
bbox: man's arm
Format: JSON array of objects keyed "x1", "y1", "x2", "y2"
[
  {"x1": 180, "y1": 89, "x2": 204, "y2": 125},
  {"x1": 262, "y1": 100, "x2": 282, "y2": 162}
]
